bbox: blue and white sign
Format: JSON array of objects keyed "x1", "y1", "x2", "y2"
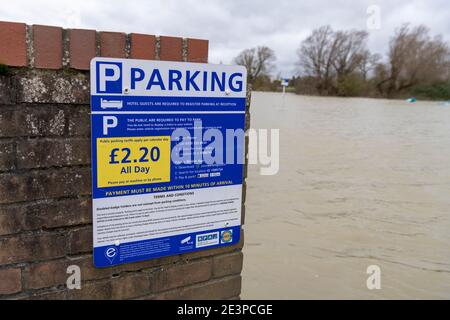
[{"x1": 91, "y1": 58, "x2": 246, "y2": 267}]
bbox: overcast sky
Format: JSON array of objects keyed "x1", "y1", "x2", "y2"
[{"x1": 2, "y1": 0, "x2": 449, "y2": 76}]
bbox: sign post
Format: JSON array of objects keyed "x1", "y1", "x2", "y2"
[
  {"x1": 281, "y1": 78, "x2": 289, "y2": 94},
  {"x1": 90, "y1": 58, "x2": 247, "y2": 267}
]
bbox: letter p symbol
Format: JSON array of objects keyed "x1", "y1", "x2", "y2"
[
  {"x1": 96, "y1": 61, "x2": 122, "y2": 93},
  {"x1": 103, "y1": 116, "x2": 118, "y2": 135}
]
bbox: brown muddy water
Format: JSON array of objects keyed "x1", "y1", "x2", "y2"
[{"x1": 241, "y1": 92, "x2": 450, "y2": 299}]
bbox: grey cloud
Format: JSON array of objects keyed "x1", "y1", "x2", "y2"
[{"x1": 1, "y1": 0, "x2": 449, "y2": 76}]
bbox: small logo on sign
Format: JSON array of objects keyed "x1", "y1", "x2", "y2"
[
  {"x1": 181, "y1": 236, "x2": 193, "y2": 245},
  {"x1": 104, "y1": 246, "x2": 118, "y2": 264},
  {"x1": 220, "y1": 230, "x2": 233, "y2": 243},
  {"x1": 196, "y1": 232, "x2": 219, "y2": 248},
  {"x1": 100, "y1": 98, "x2": 123, "y2": 109}
]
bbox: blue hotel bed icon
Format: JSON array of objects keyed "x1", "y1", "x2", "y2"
[{"x1": 100, "y1": 98, "x2": 123, "y2": 109}]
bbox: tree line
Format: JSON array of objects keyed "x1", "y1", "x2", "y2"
[{"x1": 234, "y1": 24, "x2": 450, "y2": 100}]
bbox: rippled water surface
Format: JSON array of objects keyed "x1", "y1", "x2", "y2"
[{"x1": 242, "y1": 92, "x2": 450, "y2": 299}]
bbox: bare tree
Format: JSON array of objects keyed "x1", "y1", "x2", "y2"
[
  {"x1": 297, "y1": 23, "x2": 449, "y2": 98},
  {"x1": 357, "y1": 50, "x2": 381, "y2": 81},
  {"x1": 297, "y1": 26, "x2": 338, "y2": 94},
  {"x1": 297, "y1": 26, "x2": 373, "y2": 94},
  {"x1": 332, "y1": 30, "x2": 370, "y2": 79},
  {"x1": 377, "y1": 24, "x2": 450, "y2": 96},
  {"x1": 234, "y1": 46, "x2": 276, "y2": 84}
]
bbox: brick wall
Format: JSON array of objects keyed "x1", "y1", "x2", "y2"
[{"x1": 0, "y1": 21, "x2": 249, "y2": 300}]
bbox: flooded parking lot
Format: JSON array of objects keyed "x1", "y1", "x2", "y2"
[{"x1": 242, "y1": 92, "x2": 450, "y2": 299}]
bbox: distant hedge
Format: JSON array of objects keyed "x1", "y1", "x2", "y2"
[{"x1": 412, "y1": 82, "x2": 450, "y2": 100}]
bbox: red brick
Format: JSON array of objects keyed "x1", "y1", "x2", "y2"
[
  {"x1": 153, "y1": 275, "x2": 241, "y2": 300},
  {"x1": 24, "y1": 256, "x2": 113, "y2": 290},
  {"x1": 0, "y1": 198, "x2": 91, "y2": 236},
  {"x1": 151, "y1": 259, "x2": 212, "y2": 292},
  {"x1": 0, "y1": 167, "x2": 91, "y2": 205},
  {"x1": 100, "y1": 32, "x2": 125, "y2": 58},
  {"x1": 187, "y1": 38, "x2": 208, "y2": 63},
  {"x1": 24, "y1": 259, "x2": 70, "y2": 289},
  {"x1": 67, "y1": 279, "x2": 111, "y2": 300},
  {"x1": 0, "y1": 232, "x2": 66, "y2": 265},
  {"x1": 212, "y1": 252, "x2": 243, "y2": 278},
  {"x1": 0, "y1": 21, "x2": 26, "y2": 66},
  {"x1": 111, "y1": 273, "x2": 150, "y2": 299},
  {"x1": 69, "y1": 29, "x2": 96, "y2": 70},
  {"x1": 68, "y1": 226, "x2": 93, "y2": 255},
  {"x1": 21, "y1": 253, "x2": 230, "y2": 293},
  {"x1": 0, "y1": 268, "x2": 22, "y2": 295},
  {"x1": 159, "y1": 36, "x2": 183, "y2": 61},
  {"x1": 130, "y1": 33, "x2": 155, "y2": 60},
  {"x1": 22, "y1": 289, "x2": 66, "y2": 300},
  {"x1": 67, "y1": 273, "x2": 151, "y2": 300},
  {"x1": 33, "y1": 25, "x2": 62, "y2": 69}
]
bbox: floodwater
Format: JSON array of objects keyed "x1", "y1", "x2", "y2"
[{"x1": 241, "y1": 92, "x2": 450, "y2": 299}]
